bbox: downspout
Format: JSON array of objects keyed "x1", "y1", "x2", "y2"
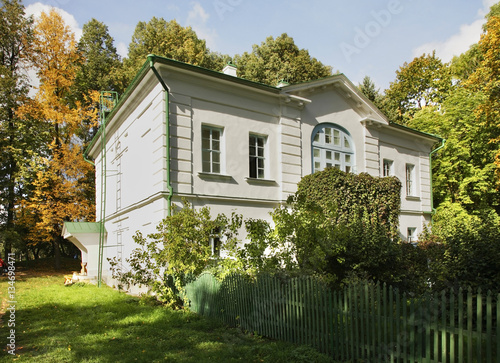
[
  {"x1": 83, "y1": 154, "x2": 95, "y2": 167},
  {"x1": 148, "y1": 55, "x2": 173, "y2": 216},
  {"x1": 429, "y1": 138, "x2": 446, "y2": 222}
]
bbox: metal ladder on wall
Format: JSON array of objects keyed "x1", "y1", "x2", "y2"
[{"x1": 97, "y1": 91, "x2": 118, "y2": 287}]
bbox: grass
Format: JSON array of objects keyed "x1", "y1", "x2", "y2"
[{"x1": 0, "y1": 259, "x2": 334, "y2": 362}]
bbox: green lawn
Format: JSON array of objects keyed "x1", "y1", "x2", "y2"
[{"x1": 0, "y1": 260, "x2": 334, "y2": 362}]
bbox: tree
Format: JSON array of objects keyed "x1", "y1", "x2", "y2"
[
  {"x1": 19, "y1": 9, "x2": 98, "y2": 268},
  {"x1": 409, "y1": 87, "x2": 499, "y2": 212},
  {"x1": 358, "y1": 76, "x2": 383, "y2": 109},
  {"x1": 72, "y1": 19, "x2": 124, "y2": 210},
  {"x1": 450, "y1": 44, "x2": 482, "y2": 83},
  {"x1": 0, "y1": 0, "x2": 40, "y2": 258},
  {"x1": 466, "y1": 12, "x2": 500, "y2": 177},
  {"x1": 73, "y1": 18, "x2": 124, "y2": 109},
  {"x1": 233, "y1": 33, "x2": 332, "y2": 86},
  {"x1": 382, "y1": 52, "x2": 452, "y2": 124},
  {"x1": 122, "y1": 18, "x2": 226, "y2": 84}
]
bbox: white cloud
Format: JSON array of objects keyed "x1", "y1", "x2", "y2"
[
  {"x1": 25, "y1": 2, "x2": 82, "y2": 40},
  {"x1": 116, "y1": 42, "x2": 128, "y2": 59},
  {"x1": 412, "y1": 0, "x2": 496, "y2": 62},
  {"x1": 479, "y1": 0, "x2": 498, "y2": 16},
  {"x1": 413, "y1": 19, "x2": 484, "y2": 62},
  {"x1": 186, "y1": 2, "x2": 218, "y2": 49}
]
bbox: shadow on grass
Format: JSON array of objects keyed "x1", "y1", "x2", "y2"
[{"x1": 5, "y1": 280, "x2": 333, "y2": 363}]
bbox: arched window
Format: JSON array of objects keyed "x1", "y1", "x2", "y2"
[{"x1": 312, "y1": 124, "x2": 355, "y2": 173}]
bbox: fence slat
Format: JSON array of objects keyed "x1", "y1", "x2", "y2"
[
  {"x1": 468, "y1": 288, "x2": 473, "y2": 363},
  {"x1": 497, "y1": 293, "x2": 500, "y2": 363},
  {"x1": 340, "y1": 289, "x2": 346, "y2": 360},
  {"x1": 389, "y1": 285, "x2": 395, "y2": 363},
  {"x1": 478, "y1": 288, "x2": 483, "y2": 363},
  {"x1": 395, "y1": 288, "x2": 401, "y2": 361},
  {"x1": 410, "y1": 294, "x2": 415, "y2": 362},
  {"x1": 487, "y1": 291, "x2": 492, "y2": 363},
  {"x1": 361, "y1": 283, "x2": 367, "y2": 360},
  {"x1": 376, "y1": 283, "x2": 382, "y2": 361},
  {"x1": 442, "y1": 290, "x2": 447, "y2": 363},
  {"x1": 450, "y1": 291, "x2": 455, "y2": 363},
  {"x1": 458, "y1": 288, "x2": 464, "y2": 363},
  {"x1": 495, "y1": 294, "x2": 500, "y2": 363}
]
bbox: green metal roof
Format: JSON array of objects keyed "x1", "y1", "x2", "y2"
[
  {"x1": 388, "y1": 121, "x2": 443, "y2": 142},
  {"x1": 63, "y1": 222, "x2": 104, "y2": 234}
]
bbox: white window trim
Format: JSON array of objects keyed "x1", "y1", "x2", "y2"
[
  {"x1": 249, "y1": 134, "x2": 268, "y2": 179},
  {"x1": 407, "y1": 227, "x2": 417, "y2": 244},
  {"x1": 383, "y1": 159, "x2": 394, "y2": 177},
  {"x1": 405, "y1": 163, "x2": 416, "y2": 197},
  {"x1": 201, "y1": 125, "x2": 225, "y2": 175}
]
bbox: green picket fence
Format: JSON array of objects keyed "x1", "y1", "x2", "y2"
[{"x1": 183, "y1": 273, "x2": 499, "y2": 362}]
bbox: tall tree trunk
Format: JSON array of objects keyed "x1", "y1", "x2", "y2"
[
  {"x1": 52, "y1": 227, "x2": 62, "y2": 270},
  {"x1": 4, "y1": 110, "x2": 16, "y2": 259},
  {"x1": 52, "y1": 235, "x2": 61, "y2": 270}
]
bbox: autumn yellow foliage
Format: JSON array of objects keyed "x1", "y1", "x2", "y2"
[{"x1": 18, "y1": 10, "x2": 98, "y2": 248}]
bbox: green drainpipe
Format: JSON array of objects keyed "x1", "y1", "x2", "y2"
[
  {"x1": 148, "y1": 55, "x2": 173, "y2": 216},
  {"x1": 83, "y1": 154, "x2": 95, "y2": 167},
  {"x1": 429, "y1": 138, "x2": 446, "y2": 222}
]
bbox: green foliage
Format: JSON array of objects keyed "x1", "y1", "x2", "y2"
[
  {"x1": 109, "y1": 200, "x2": 242, "y2": 307},
  {"x1": 123, "y1": 18, "x2": 227, "y2": 84},
  {"x1": 409, "y1": 87, "x2": 499, "y2": 212},
  {"x1": 234, "y1": 33, "x2": 332, "y2": 86},
  {"x1": 358, "y1": 75, "x2": 383, "y2": 109},
  {"x1": 73, "y1": 18, "x2": 124, "y2": 104},
  {"x1": 0, "y1": 0, "x2": 45, "y2": 258},
  {"x1": 382, "y1": 51, "x2": 452, "y2": 124},
  {"x1": 296, "y1": 168, "x2": 401, "y2": 238},
  {"x1": 421, "y1": 201, "x2": 500, "y2": 292},
  {"x1": 450, "y1": 43, "x2": 483, "y2": 83}
]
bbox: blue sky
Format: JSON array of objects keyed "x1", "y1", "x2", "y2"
[{"x1": 23, "y1": 0, "x2": 497, "y2": 91}]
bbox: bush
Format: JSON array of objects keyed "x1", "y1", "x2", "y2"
[
  {"x1": 109, "y1": 200, "x2": 242, "y2": 307},
  {"x1": 421, "y1": 201, "x2": 500, "y2": 292}
]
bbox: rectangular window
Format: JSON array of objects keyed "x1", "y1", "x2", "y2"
[
  {"x1": 210, "y1": 228, "x2": 221, "y2": 257},
  {"x1": 407, "y1": 227, "x2": 417, "y2": 244},
  {"x1": 249, "y1": 134, "x2": 266, "y2": 179},
  {"x1": 383, "y1": 159, "x2": 393, "y2": 177},
  {"x1": 406, "y1": 164, "x2": 415, "y2": 196},
  {"x1": 202, "y1": 126, "x2": 222, "y2": 174}
]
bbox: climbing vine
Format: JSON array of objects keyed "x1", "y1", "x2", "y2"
[{"x1": 295, "y1": 168, "x2": 402, "y2": 238}]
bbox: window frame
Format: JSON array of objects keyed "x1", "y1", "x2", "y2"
[
  {"x1": 407, "y1": 227, "x2": 417, "y2": 244},
  {"x1": 249, "y1": 134, "x2": 267, "y2": 179},
  {"x1": 210, "y1": 235, "x2": 221, "y2": 258},
  {"x1": 312, "y1": 123, "x2": 354, "y2": 173},
  {"x1": 405, "y1": 163, "x2": 415, "y2": 196},
  {"x1": 201, "y1": 125, "x2": 224, "y2": 174},
  {"x1": 383, "y1": 159, "x2": 393, "y2": 177}
]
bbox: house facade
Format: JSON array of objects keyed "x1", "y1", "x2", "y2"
[{"x1": 63, "y1": 55, "x2": 440, "y2": 282}]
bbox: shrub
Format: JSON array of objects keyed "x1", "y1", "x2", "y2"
[
  {"x1": 109, "y1": 200, "x2": 242, "y2": 307},
  {"x1": 422, "y1": 201, "x2": 500, "y2": 292}
]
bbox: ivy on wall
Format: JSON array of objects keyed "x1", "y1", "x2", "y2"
[{"x1": 295, "y1": 168, "x2": 402, "y2": 239}]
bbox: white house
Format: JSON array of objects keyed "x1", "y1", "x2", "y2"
[{"x1": 62, "y1": 55, "x2": 441, "y2": 282}]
